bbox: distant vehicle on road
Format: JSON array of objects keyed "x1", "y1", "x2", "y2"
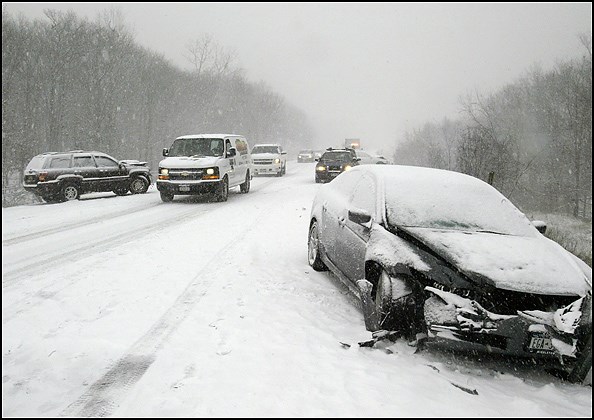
[
  {"x1": 298, "y1": 149, "x2": 315, "y2": 163},
  {"x1": 314, "y1": 148, "x2": 360, "y2": 183},
  {"x1": 308, "y1": 164, "x2": 592, "y2": 385},
  {"x1": 23, "y1": 150, "x2": 152, "y2": 203},
  {"x1": 251, "y1": 143, "x2": 287, "y2": 177}
]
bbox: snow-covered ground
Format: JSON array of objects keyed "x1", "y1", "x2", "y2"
[{"x1": 2, "y1": 162, "x2": 592, "y2": 417}]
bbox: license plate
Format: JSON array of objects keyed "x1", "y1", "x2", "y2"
[
  {"x1": 179, "y1": 185, "x2": 190, "y2": 192},
  {"x1": 527, "y1": 333, "x2": 554, "y2": 353}
]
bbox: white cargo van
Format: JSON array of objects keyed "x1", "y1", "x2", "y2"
[{"x1": 157, "y1": 134, "x2": 252, "y2": 202}]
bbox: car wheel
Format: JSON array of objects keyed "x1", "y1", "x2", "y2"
[
  {"x1": 240, "y1": 171, "x2": 250, "y2": 193},
  {"x1": 129, "y1": 175, "x2": 149, "y2": 194},
  {"x1": 308, "y1": 220, "x2": 328, "y2": 271},
  {"x1": 160, "y1": 192, "x2": 174, "y2": 202},
  {"x1": 61, "y1": 183, "x2": 80, "y2": 201},
  {"x1": 113, "y1": 187, "x2": 129, "y2": 196},
  {"x1": 215, "y1": 176, "x2": 229, "y2": 202}
]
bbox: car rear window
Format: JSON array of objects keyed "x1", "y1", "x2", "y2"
[
  {"x1": 48, "y1": 156, "x2": 72, "y2": 169},
  {"x1": 25, "y1": 156, "x2": 47, "y2": 170}
]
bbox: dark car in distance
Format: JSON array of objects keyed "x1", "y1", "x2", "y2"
[
  {"x1": 23, "y1": 150, "x2": 152, "y2": 203},
  {"x1": 314, "y1": 148, "x2": 360, "y2": 183},
  {"x1": 307, "y1": 164, "x2": 592, "y2": 384}
]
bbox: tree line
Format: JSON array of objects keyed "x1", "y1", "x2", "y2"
[
  {"x1": 393, "y1": 34, "x2": 592, "y2": 220},
  {"x1": 2, "y1": 8, "x2": 315, "y2": 206}
]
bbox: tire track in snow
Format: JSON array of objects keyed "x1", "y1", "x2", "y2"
[
  {"x1": 60, "y1": 203, "x2": 268, "y2": 417},
  {"x1": 2, "y1": 201, "x2": 162, "y2": 246},
  {"x1": 1, "y1": 204, "x2": 211, "y2": 287}
]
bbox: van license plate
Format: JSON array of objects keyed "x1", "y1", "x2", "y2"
[{"x1": 179, "y1": 185, "x2": 190, "y2": 192}]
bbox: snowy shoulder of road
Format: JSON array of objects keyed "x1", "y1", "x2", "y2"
[{"x1": 2, "y1": 163, "x2": 592, "y2": 417}]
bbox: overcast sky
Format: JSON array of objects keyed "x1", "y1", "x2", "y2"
[{"x1": 3, "y1": 2, "x2": 592, "y2": 153}]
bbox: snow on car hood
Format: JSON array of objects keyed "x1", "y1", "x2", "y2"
[
  {"x1": 402, "y1": 227, "x2": 590, "y2": 296},
  {"x1": 159, "y1": 156, "x2": 220, "y2": 168}
]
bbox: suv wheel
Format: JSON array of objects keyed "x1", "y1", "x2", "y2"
[
  {"x1": 61, "y1": 183, "x2": 80, "y2": 201},
  {"x1": 129, "y1": 176, "x2": 149, "y2": 194}
]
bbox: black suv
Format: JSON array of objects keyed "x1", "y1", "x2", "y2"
[
  {"x1": 23, "y1": 151, "x2": 152, "y2": 203},
  {"x1": 314, "y1": 148, "x2": 360, "y2": 183}
]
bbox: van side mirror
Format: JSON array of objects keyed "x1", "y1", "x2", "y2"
[
  {"x1": 532, "y1": 220, "x2": 547, "y2": 234},
  {"x1": 163, "y1": 148, "x2": 169, "y2": 157},
  {"x1": 227, "y1": 147, "x2": 237, "y2": 157}
]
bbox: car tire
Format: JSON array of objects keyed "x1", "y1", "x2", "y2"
[
  {"x1": 160, "y1": 192, "x2": 174, "y2": 202},
  {"x1": 240, "y1": 171, "x2": 250, "y2": 193},
  {"x1": 129, "y1": 175, "x2": 149, "y2": 194},
  {"x1": 215, "y1": 176, "x2": 229, "y2": 202},
  {"x1": 308, "y1": 220, "x2": 328, "y2": 271},
  {"x1": 61, "y1": 183, "x2": 80, "y2": 201}
]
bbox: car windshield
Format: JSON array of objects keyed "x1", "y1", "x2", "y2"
[
  {"x1": 252, "y1": 146, "x2": 279, "y2": 154},
  {"x1": 320, "y1": 151, "x2": 352, "y2": 162},
  {"x1": 168, "y1": 138, "x2": 224, "y2": 157},
  {"x1": 384, "y1": 167, "x2": 536, "y2": 236}
]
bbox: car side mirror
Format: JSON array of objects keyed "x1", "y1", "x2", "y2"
[
  {"x1": 163, "y1": 148, "x2": 169, "y2": 157},
  {"x1": 227, "y1": 147, "x2": 237, "y2": 157},
  {"x1": 348, "y1": 208, "x2": 372, "y2": 227},
  {"x1": 281, "y1": 151, "x2": 287, "y2": 155},
  {"x1": 315, "y1": 158, "x2": 319, "y2": 162},
  {"x1": 532, "y1": 220, "x2": 547, "y2": 234}
]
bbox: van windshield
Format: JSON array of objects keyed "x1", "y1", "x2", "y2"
[{"x1": 168, "y1": 138, "x2": 224, "y2": 157}]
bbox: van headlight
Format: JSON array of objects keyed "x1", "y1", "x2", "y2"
[
  {"x1": 206, "y1": 168, "x2": 215, "y2": 175},
  {"x1": 274, "y1": 158, "x2": 281, "y2": 164},
  {"x1": 160, "y1": 168, "x2": 169, "y2": 175}
]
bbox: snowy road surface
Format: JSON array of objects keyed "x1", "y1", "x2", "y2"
[{"x1": 2, "y1": 162, "x2": 592, "y2": 417}]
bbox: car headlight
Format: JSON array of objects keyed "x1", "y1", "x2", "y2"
[
  {"x1": 344, "y1": 164, "x2": 352, "y2": 171},
  {"x1": 274, "y1": 158, "x2": 281, "y2": 164},
  {"x1": 316, "y1": 165, "x2": 326, "y2": 171},
  {"x1": 206, "y1": 168, "x2": 215, "y2": 175}
]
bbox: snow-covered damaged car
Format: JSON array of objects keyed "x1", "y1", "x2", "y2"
[{"x1": 308, "y1": 165, "x2": 592, "y2": 384}]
